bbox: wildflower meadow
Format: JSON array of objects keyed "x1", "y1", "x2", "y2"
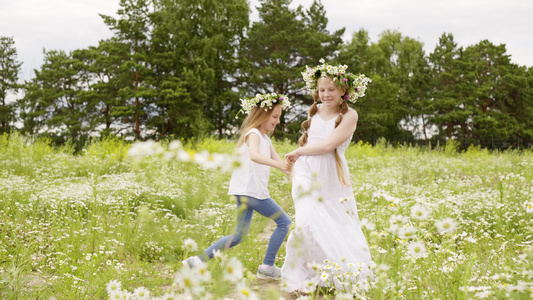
[{"x1": 0, "y1": 134, "x2": 532, "y2": 299}]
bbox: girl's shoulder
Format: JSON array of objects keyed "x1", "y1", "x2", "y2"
[
  {"x1": 346, "y1": 107, "x2": 358, "y2": 119},
  {"x1": 245, "y1": 128, "x2": 267, "y2": 141},
  {"x1": 339, "y1": 108, "x2": 358, "y2": 125},
  {"x1": 245, "y1": 127, "x2": 261, "y2": 136}
]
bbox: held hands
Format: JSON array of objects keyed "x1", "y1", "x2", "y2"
[
  {"x1": 282, "y1": 149, "x2": 300, "y2": 177},
  {"x1": 273, "y1": 148, "x2": 300, "y2": 176},
  {"x1": 285, "y1": 149, "x2": 300, "y2": 164},
  {"x1": 278, "y1": 160, "x2": 292, "y2": 176}
]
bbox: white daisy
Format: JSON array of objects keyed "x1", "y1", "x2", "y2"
[
  {"x1": 133, "y1": 286, "x2": 150, "y2": 300},
  {"x1": 182, "y1": 238, "x2": 198, "y2": 252},
  {"x1": 320, "y1": 272, "x2": 330, "y2": 281},
  {"x1": 397, "y1": 225, "x2": 417, "y2": 240},
  {"x1": 410, "y1": 203, "x2": 429, "y2": 220},
  {"x1": 106, "y1": 280, "x2": 122, "y2": 295},
  {"x1": 174, "y1": 267, "x2": 199, "y2": 292},
  {"x1": 524, "y1": 201, "x2": 533, "y2": 213},
  {"x1": 360, "y1": 218, "x2": 376, "y2": 231},
  {"x1": 236, "y1": 281, "x2": 259, "y2": 300},
  {"x1": 159, "y1": 291, "x2": 182, "y2": 300},
  {"x1": 108, "y1": 289, "x2": 123, "y2": 300},
  {"x1": 168, "y1": 140, "x2": 182, "y2": 151},
  {"x1": 223, "y1": 257, "x2": 244, "y2": 283},
  {"x1": 436, "y1": 217, "x2": 458, "y2": 234},
  {"x1": 194, "y1": 262, "x2": 211, "y2": 282},
  {"x1": 407, "y1": 241, "x2": 427, "y2": 259}
]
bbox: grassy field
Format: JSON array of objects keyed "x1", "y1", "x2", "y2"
[{"x1": 0, "y1": 133, "x2": 532, "y2": 299}]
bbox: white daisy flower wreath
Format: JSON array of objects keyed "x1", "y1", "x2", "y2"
[
  {"x1": 239, "y1": 90, "x2": 291, "y2": 115},
  {"x1": 301, "y1": 58, "x2": 372, "y2": 103}
]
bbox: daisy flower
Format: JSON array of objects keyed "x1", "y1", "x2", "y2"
[
  {"x1": 236, "y1": 282, "x2": 259, "y2": 300},
  {"x1": 159, "y1": 292, "x2": 182, "y2": 300},
  {"x1": 436, "y1": 217, "x2": 458, "y2": 234},
  {"x1": 524, "y1": 201, "x2": 533, "y2": 213},
  {"x1": 127, "y1": 140, "x2": 163, "y2": 157},
  {"x1": 360, "y1": 218, "x2": 376, "y2": 231},
  {"x1": 397, "y1": 225, "x2": 417, "y2": 240},
  {"x1": 194, "y1": 262, "x2": 211, "y2": 282},
  {"x1": 108, "y1": 290, "x2": 123, "y2": 300},
  {"x1": 410, "y1": 203, "x2": 429, "y2": 220},
  {"x1": 212, "y1": 249, "x2": 226, "y2": 261},
  {"x1": 407, "y1": 241, "x2": 427, "y2": 259},
  {"x1": 302, "y1": 278, "x2": 319, "y2": 292},
  {"x1": 182, "y1": 238, "x2": 198, "y2": 252},
  {"x1": 174, "y1": 267, "x2": 200, "y2": 292},
  {"x1": 320, "y1": 272, "x2": 330, "y2": 281},
  {"x1": 133, "y1": 286, "x2": 150, "y2": 300},
  {"x1": 223, "y1": 257, "x2": 244, "y2": 283},
  {"x1": 106, "y1": 280, "x2": 122, "y2": 295}
]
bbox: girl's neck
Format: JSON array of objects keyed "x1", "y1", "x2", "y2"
[
  {"x1": 257, "y1": 126, "x2": 267, "y2": 136},
  {"x1": 318, "y1": 103, "x2": 340, "y2": 118}
]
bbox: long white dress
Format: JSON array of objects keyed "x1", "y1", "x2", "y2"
[{"x1": 281, "y1": 112, "x2": 372, "y2": 292}]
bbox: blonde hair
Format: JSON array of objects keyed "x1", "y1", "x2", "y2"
[
  {"x1": 236, "y1": 104, "x2": 281, "y2": 148},
  {"x1": 298, "y1": 89, "x2": 350, "y2": 186}
]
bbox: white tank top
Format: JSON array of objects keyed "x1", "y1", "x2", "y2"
[{"x1": 228, "y1": 128, "x2": 271, "y2": 199}]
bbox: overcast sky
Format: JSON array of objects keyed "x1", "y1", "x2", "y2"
[{"x1": 1, "y1": 0, "x2": 532, "y2": 83}]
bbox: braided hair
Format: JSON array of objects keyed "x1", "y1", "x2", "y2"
[{"x1": 297, "y1": 90, "x2": 351, "y2": 187}]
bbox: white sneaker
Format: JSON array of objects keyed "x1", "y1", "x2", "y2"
[
  {"x1": 182, "y1": 256, "x2": 202, "y2": 268},
  {"x1": 256, "y1": 265, "x2": 281, "y2": 280}
]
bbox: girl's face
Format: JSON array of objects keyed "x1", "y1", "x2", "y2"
[
  {"x1": 317, "y1": 77, "x2": 345, "y2": 107},
  {"x1": 259, "y1": 105, "x2": 282, "y2": 132}
]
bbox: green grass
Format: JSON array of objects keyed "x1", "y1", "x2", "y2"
[{"x1": 0, "y1": 133, "x2": 532, "y2": 299}]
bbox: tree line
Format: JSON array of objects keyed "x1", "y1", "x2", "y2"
[{"x1": 1, "y1": 0, "x2": 532, "y2": 149}]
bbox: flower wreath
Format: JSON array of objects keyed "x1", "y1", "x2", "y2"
[
  {"x1": 238, "y1": 90, "x2": 291, "y2": 115},
  {"x1": 301, "y1": 58, "x2": 372, "y2": 103}
]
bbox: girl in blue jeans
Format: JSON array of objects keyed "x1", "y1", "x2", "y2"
[{"x1": 183, "y1": 92, "x2": 292, "y2": 280}]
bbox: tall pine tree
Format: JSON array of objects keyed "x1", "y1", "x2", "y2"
[
  {"x1": 0, "y1": 36, "x2": 22, "y2": 133},
  {"x1": 241, "y1": 0, "x2": 343, "y2": 138},
  {"x1": 155, "y1": 0, "x2": 249, "y2": 139},
  {"x1": 462, "y1": 40, "x2": 519, "y2": 140},
  {"x1": 19, "y1": 50, "x2": 89, "y2": 146},
  {"x1": 100, "y1": 0, "x2": 154, "y2": 140},
  {"x1": 429, "y1": 33, "x2": 474, "y2": 139}
]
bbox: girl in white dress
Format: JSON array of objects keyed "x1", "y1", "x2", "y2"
[{"x1": 281, "y1": 60, "x2": 373, "y2": 294}]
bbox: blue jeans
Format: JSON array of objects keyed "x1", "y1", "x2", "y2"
[{"x1": 202, "y1": 195, "x2": 292, "y2": 266}]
